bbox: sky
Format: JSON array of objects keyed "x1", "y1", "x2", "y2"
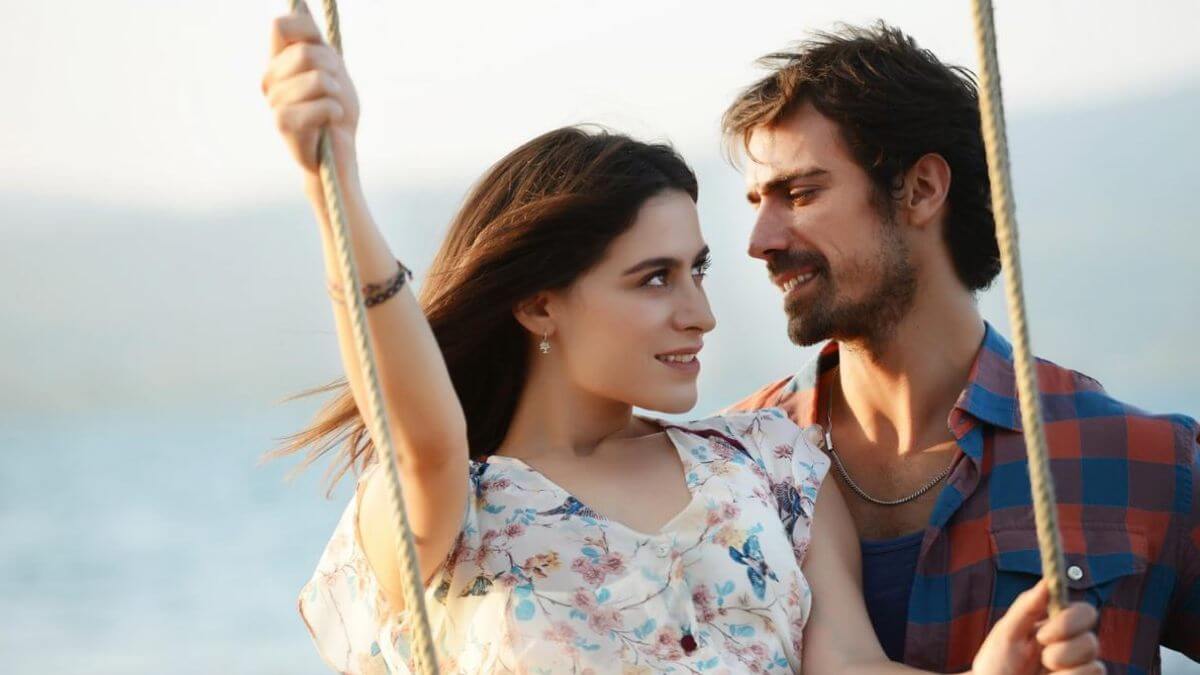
[
  {"x1": 4, "y1": 0, "x2": 1200, "y2": 211},
  {"x1": 1, "y1": 0, "x2": 1197, "y2": 420}
]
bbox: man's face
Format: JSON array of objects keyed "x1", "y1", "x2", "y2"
[{"x1": 742, "y1": 102, "x2": 917, "y2": 350}]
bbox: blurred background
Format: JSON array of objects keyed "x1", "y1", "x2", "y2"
[{"x1": 2, "y1": 0, "x2": 1197, "y2": 672}]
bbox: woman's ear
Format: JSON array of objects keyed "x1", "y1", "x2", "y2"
[{"x1": 512, "y1": 292, "x2": 555, "y2": 339}]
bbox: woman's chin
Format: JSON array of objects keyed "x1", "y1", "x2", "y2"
[{"x1": 634, "y1": 390, "x2": 698, "y2": 415}]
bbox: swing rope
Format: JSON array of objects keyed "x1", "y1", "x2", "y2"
[
  {"x1": 288, "y1": 0, "x2": 441, "y2": 671},
  {"x1": 286, "y1": 1, "x2": 1068, "y2": 672},
  {"x1": 970, "y1": 0, "x2": 1069, "y2": 612}
]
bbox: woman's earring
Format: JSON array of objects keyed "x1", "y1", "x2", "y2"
[{"x1": 539, "y1": 333, "x2": 551, "y2": 355}]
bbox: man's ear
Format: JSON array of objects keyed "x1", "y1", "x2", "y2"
[
  {"x1": 902, "y1": 153, "x2": 951, "y2": 231},
  {"x1": 512, "y1": 292, "x2": 555, "y2": 340}
]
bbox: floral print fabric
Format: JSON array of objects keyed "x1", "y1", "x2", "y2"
[{"x1": 299, "y1": 408, "x2": 830, "y2": 674}]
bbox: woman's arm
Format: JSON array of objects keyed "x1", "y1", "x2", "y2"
[
  {"x1": 262, "y1": 9, "x2": 469, "y2": 610},
  {"x1": 800, "y1": 480, "x2": 1102, "y2": 675},
  {"x1": 799, "y1": 478, "x2": 906, "y2": 673}
]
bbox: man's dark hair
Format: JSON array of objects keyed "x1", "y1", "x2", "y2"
[{"x1": 722, "y1": 21, "x2": 1000, "y2": 292}]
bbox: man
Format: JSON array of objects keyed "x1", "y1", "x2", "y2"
[{"x1": 721, "y1": 22, "x2": 1200, "y2": 673}]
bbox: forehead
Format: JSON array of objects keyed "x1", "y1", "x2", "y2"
[
  {"x1": 743, "y1": 103, "x2": 853, "y2": 189},
  {"x1": 603, "y1": 190, "x2": 703, "y2": 260}
]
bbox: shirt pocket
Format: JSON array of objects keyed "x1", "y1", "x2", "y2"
[{"x1": 988, "y1": 522, "x2": 1147, "y2": 615}]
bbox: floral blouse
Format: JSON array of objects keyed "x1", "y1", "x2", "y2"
[{"x1": 299, "y1": 408, "x2": 831, "y2": 674}]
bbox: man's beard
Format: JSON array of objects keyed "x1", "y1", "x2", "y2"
[{"x1": 776, "y1": 221, "x2": 917, "y2": 352}]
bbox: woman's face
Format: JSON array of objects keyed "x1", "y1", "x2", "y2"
[{"x1": 550, "y1": 189, "x2": 716, "y2": 414}]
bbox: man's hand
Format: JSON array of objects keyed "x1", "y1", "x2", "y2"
[{"x1": 972, "y1": 579, "x2": 1102, "y2": 675}]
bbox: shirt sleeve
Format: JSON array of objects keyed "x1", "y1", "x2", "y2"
[
  {"x1": 720, "y1": 377, "x2": 793, "y2": 415},
  {"x1": 1163, "y1": 417, "x2": 1200, "y2": 660},
  {"x1": 298, "y1": 461, "x2": 480, "y2": 674},
  {"x1": 732, "y1": 408, "x2": 832, "y2": 564}
]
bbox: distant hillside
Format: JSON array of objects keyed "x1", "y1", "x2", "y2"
[{"x1": 1, "y1": 82, "x2": 1196, "y2": 421}]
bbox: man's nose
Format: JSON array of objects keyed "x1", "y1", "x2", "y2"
[{"x1": 748, "y1": 203, "x2": 793, "y2": 261}]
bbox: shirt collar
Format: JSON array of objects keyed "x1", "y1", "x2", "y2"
[
  {"x1": 790, "y1": 321, "x2": 1023, "y2": 436},
  {"x1": 953, "y1": 321, "x2": 1023, "y2": 433}
]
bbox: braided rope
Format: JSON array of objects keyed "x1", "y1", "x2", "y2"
[
  {"x1": 288, "y1": 1, "x2": 441, "y2": 671},
  {"x1": 970, "y1": 0, "x2": 1068, "y2": 612}
]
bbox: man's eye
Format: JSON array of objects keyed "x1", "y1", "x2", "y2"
[{"x1": 790, "y1": 189, "x2": 819, "y2": 205}]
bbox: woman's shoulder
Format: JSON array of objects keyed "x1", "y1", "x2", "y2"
[
  {"x1": 672, "y1": 408, "x2": 830, "y2": 480},
  {"x1": 300, "y1": 458, "x2": 486, "y2": 673},
  {"x1": 679, "y1": 406, "x2": 800, "y2": 427},
  {"x1": 298, "y1": 463, "x2": 398, "y2": 672},
  {"x1": 668, "y1": 407, "x2": 814, "y2": 448}
]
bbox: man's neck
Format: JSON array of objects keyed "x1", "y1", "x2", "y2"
[{"x1": 834, "y1": 293, "x2": 985, "y2": 455}]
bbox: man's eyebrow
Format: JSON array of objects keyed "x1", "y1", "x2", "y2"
[
  {"x1": 746, "y1": 167, "x2": 830, "y2": 201},
  {"x1": 622, "y1": 246, "x2": 711, "y2": 276}
]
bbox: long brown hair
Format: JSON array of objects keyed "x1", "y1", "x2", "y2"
[{"x1": 266, "y1": 126, "x2": 698, "y2": 495}]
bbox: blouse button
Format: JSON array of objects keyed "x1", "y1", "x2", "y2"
[
  {"x1": 656, "y1": 542, "x2": 671, "y2": 556},
  {"x1": 680, "y1": 633, "x2": 697, "y2": 654},
  {"x1": 1067, "y1": 565, "x2": 1084, "y2": 581}
]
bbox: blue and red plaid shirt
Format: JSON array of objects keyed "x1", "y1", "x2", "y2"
[{"x1": 726, "y1": 322, "x2": 1200, "y2": 673}]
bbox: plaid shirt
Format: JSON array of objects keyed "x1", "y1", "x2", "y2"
[{"x1": 725, "y1": 322, "x2": 1200, "y2": 674}]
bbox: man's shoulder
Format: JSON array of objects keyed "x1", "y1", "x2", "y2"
[
  {"x1": 1034, "y1": 356, "x2": 1199, "y2": 466},
  {"x1": 723, "y1": 374, "x2": 802, "y2": 415},
  {"x1": 1034, "y1": 355, "x2": 1105, "y2": 396}
]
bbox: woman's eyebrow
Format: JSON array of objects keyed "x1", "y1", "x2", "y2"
[
  {"x1": 623, "y1": 257, "x2": 677, "y2": 276},
  {"x1": 622, "y1": 246, "x2": 711, "y2": 276}
]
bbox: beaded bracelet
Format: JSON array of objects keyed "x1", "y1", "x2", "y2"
[{"x1": 326, "y1": 258, "x2": 413, "y2": 308}]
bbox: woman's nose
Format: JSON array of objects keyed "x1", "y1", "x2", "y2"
[{"x1": 676, "y1": 280, "x2": 716, "y2": 334}]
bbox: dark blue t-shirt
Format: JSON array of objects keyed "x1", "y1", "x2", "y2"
[{"x1": 860, "y1": 530, "x2": 925, "y2": 662}]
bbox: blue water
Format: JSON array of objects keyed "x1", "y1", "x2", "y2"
[
  {"x1": 4, "y1": 401, "x2": 1197, "y2": 674},
  {"x1": 0, "y1": 402, "x2": 346, "y2": 674}
]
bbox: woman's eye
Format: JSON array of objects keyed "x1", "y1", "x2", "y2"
[
  {"x1": 692, "y1": 259, "x2": 712, "y2": 279},
  {"x1": 644, "y1": 271, "x2": 669, "y2": 287}
]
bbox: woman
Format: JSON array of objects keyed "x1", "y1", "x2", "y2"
[{"x1": 261, "y1": 9, "x2": 1101, "y2": 675}]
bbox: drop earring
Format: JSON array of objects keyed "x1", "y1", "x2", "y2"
[{"x1": 539, "y1": 333, "x2": 551, "y2": 355}]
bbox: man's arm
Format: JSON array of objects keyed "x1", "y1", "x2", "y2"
[{"x1": 1162, "y1": 418, "x2": 1200, "y2": 660}]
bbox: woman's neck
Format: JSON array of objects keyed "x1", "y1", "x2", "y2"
[{"x1": 495, "y1": 353, "x2": 650, "y2": 461}]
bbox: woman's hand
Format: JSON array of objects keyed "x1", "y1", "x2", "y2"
[
  {"x1": 260, "y1": 7, "x2": 360, "y2": 177},
  {"x1": 972, "y1": 579, "x2": 1102, "y2": 675}
]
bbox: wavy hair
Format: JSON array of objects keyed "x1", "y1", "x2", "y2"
[{"x1": 722, "y1": 21, "x2": 1000, "y2": 292}]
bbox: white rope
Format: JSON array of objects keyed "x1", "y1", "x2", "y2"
[
  {"x1": 288, "y1": 0, "x2": 441, "y2": 670},
  {"x1": 970, "y1": 0, "x2": 1069, "y2": 612}
]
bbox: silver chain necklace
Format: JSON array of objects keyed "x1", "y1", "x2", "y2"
[{"x1": 824, "y1": 377, "x2": 955, "y2": 507}]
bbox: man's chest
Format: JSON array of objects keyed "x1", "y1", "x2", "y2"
[
  {"x1": 842, "y1": 487, "x2": 940, "y2": 539},
  {"x1": 828, "y1": 441, "x2": 960, "y2": 539}
]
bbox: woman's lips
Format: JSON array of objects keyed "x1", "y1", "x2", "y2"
[{"x1": 655, "y1": 352, "x2": 701, "y2": 373}]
